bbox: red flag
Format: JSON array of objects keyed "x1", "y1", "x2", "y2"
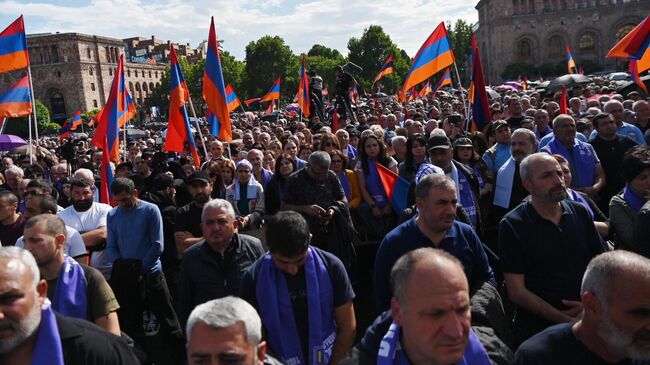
[
  {"x1": 296, "y1": 56, "x2": 310, "y2": 118},
  {"x1": 630, "y1": 59, "x2": 649, "y2": 94},
  {"x1": 332, "y1": 110, "x2": 339, "y2": 132},
  {"x1": 99, "y1": 134, "x2": 115, "y2": 206},
  {"x1": 203, "y1": 17, "x2": 232, "y2": 142},
  {"x1": 559, "y1": 86, "x2": 568, "y2": 114}
]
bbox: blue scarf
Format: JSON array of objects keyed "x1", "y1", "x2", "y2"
[
  {"x1": 32, "y1": 300, "x2": 64, "y2": 365},
  {"x1": 261, "y1": 168, "x2": 273, "y2": 187},
  {"x1": 367, "y1": 160, "x2": 389, "y2": 208},
  {"x1": 493, "y1": 157, "x2": 517, "y2": 209},
  {"x1": 568, "y1": 189, "x2": 594, "y2": 220},
  {"x1": 624, "y1": 184, "x2": 646, "y2": 214},
  {"x1": 449, "y1": 164, "x2": 477, "y2": 226},
  {"x1": 339, "y1": 171, "x2": 351, "y2": 201},
  {"x1": 52, "y1": 255, "x2": 87, "y2": 320},
  {"x1": 256, "y1": 248, "x2": 336, "y2": 365},
  {"x1": 377, "y1": 322, "x2": 491, "y2": 365},
  {"x1": 544, "y1": 138, "x2": 595, "y2": 188}
]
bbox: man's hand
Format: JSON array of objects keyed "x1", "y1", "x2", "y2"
[
  {"x1": 176, "y1": 231, "x2": 194, "y2": 241},
  {"x1": 561, "y1": 300, "x2": 583, "y2": 319},
  {"x1": 304, "y1": 204, "x2": 326, "y2": 217}
]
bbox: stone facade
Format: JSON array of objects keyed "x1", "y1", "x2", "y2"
[
  {"x1": 0, "y1": 32, "x2": 166, "y2": 122},
  {"x1": 475, "y1": 0, "x2": 650, "y2": 83}
]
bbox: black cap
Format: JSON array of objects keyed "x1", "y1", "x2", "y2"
[
  {"x1": 453, "y1": 137, "x2": 473, "y2": 148},
  {"x1": 153, "y1": 174, "x2": 184, "y2": 190},
  {"x1": 491, "y1": 120, "x2": 509, "y2": 133},
  {"x1": 187, "y1": 170, "x2": 210, "y2": 184},
  {"x1": 427, "y1": 135, "x2": 452, "y2": 151}
]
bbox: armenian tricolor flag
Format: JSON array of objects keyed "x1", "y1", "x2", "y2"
[
  {"x1": 371, "y1": 55, "x2": 394, "y2": 88},
  {"x1": 296, "y1": 56, "x2": 310, "y2": 118},
  {"x1": 91, "y1": 55, "x2": 136, "y2": 162},
  {"x1": 469, "y1": 34, "x2": 492, "y2": 132},
  {"x1": 225, "y1": 84, "x2": 241, "y2": 113},
  {"x1": 566, "y1": 46, "x2": 577, "y2": 74},
  {"x1": 203, "y1": 17, "x2": 232, "y2": 142},
  {"x1": 244, "y1": 97, "x2": 261, "y2": 107},
  {"x1": 264, "y1": 100, "x2": 276, "y2": 116},
  {"x1": 260, "y1": 77, "x2": 281, "y2": 102},
  {"x1": 164, "y1": 45, "x2": 201, "y2": 168},
  {"x1": 630, "y1": 60, "x2": 648, "y2": 94},
  {"x1": 87, "y1": 116, "x2": 95, "y2": 127},
  {"x1": 418, "y1": 81, "x2": 432, "y2": 98},
  {"x1": 375, "y1": 162, "x2": 409, "y2": 214},
  {"x1": 99, "y1": 134, "x2": 114, "y2": 206},
  {"x1": 70, "y1": 111, "x2": 82, "y2": 130},
  {"x1": 608, "y1": 15, "x2": 650, "y2": 93},
  {"x1": 400, "y1": 22, "x2": 455, "y2": 101},
  {"x1": 0, "y1": 75, "x2": 31, "y2": 117},
  {"x1": 432, "y1": 68, "x2": 452, "y2": 95},
  {"x1": 0, "y1": 16, "x2": 29, "y2": 74},
  {"x1": 58, "y1": 120, "x2": 72, "y2": 140}
]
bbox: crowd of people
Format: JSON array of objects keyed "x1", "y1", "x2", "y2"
[{"x1": 1, "y1": 70, "x2": 650, "y2": 365}]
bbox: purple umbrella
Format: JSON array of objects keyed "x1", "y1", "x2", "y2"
[
  {"x1": 504, "y1": 81, "x2": 522, "y2": 89},
  {"x1": 0, "y1": 134, "x2": 27, "y2": 151}
]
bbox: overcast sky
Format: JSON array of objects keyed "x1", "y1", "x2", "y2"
[{"x1": 1, "y1": 0, "x2": 479, "y2": 60}]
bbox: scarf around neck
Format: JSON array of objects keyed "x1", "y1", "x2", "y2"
[
  {"x1": 52, "y1": 255, "x2": 87, "y2": 320},
  {"x1": 32, "y1": 300, "x2": 64, "y2": 365}
]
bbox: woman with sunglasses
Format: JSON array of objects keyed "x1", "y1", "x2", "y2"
[
  {"x1": 329, "y1": 149, "x2": 361, "y2": 209},
  {"x1": 398, "y1": 134, "x2": 429, "y2": 183},
  {"x1": 203, "y1": 160, "x2": 226, "y2": 199},
  {"x1": 319, "y1": 133, "x2": 341, "y2": 154}
]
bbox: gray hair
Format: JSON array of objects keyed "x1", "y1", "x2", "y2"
[
  {"x1": 415, "y1": 173, "x2": 455, "y2": 200},
  {"x1": 0, "y1": 246, "x2": 40, "y2": 287},
  {"x1": 201, "y1": 199, "x2": 236, "y2": 222},
  {"x1": 4, "y1": 166, "x2": 23, "y2": 177},
  {"x1": 603, "y1": 100, "x2": 623, "y2": 113},
  {"x1": 73, "y1": 168, "x2": 94, "y2": 182},
  {"x1": 308, "y1": 151, "x2": 331, "y2": 169},
  {"x1": 520, "y1": 152, "x2": 554, "y2": 182},
  {"x1": 581, "y1": 251, "x2": 650, "y2": 308},
  {"x1": 511, "y1": 128, "x2": 537, "y2": 146},
  {"x1": 429, "y1": 128, "x2": 447, "y2": 138},
  {"x1": 390, "y1": 247, "x2": 462, "y2": 306},
  {"x1": 551, "y1": 114, "x2": 575, "y2": 129},
  {"x1": 186, "y1": 296, "x2": 262, "y2": 345}
]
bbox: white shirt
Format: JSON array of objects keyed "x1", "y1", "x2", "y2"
[{"x1": 16, "y1": 225, "x2": 87, "y2": 259}]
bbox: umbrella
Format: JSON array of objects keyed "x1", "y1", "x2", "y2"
[
  {"x1": 504, "y1": 81, "x2": 522, "y2": 89},
  {"x1": 485, "y1": 87, "x2": 500, "y2": 99},
  {"x1": 546, "y1": 74, "x2": 592, "y2": 92},
  {"x1": 0, "y1": 134, "x2": 27, "y2": 151},
  {"x1": 617, "y1": 75, "x2": 650, "y2": 96},
  {"x1": 495, "y1": 85, "x2": 517, "y2": 92},
  {"x1": 535, "y1": 81, "x2": 550, "y2": 89}
]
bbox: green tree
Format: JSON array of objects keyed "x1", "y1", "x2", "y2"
[
  {"x1": 501, "y1": 62, "x2": 537, "y2": 81},
  {"x1": 347, "y1": 25, "x2": 409, "y2": 95},
  {"x1": 244, "y1": 36, "x2": 298, "y2": 105},
  {"x1": 579, "y1": 60, "x2": 603, "y2": 75},
  {"x1": 537, "y1": 63, "x2": 556, "y2": 78},
  {"x1": 307, "y1": 44, "x2": 343, "y2": 60},
  {"x1": 447, "y1": 20, "x2": 473, "y2": 84},
  {"x1": 4, "y1": 99, "x2": 58, "y2": 138}
]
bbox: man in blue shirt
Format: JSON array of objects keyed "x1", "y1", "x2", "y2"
[
  {"x1": 374, "y1": 173, "x2": 496, "y2": 312},
  {"x1": 107, "y1": 177, "x2": 183, "y2": 364},
  {"x1": 482, "y1": 120, "x2": 512, "y2": 177},
  {"x1": 589, "y1": 100, "x2": 645, "y2": 144}
]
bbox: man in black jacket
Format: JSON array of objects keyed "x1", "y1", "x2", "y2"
[{"x1": 0, "y1": 246, "x2": 139, "y2": 365}]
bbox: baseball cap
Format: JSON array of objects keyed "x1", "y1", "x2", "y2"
[
  {"x1": 427, "y1": 135, "x2": 452, "y2": 151},
  {"x1": 491, "y1": 120, "x2": 509, "y2": 133},
  {"x1": 187, "y1": 171, "x2": 210, "y2": 184},
  {"x1": 453, "y1": 137, "x2": 473, "y2": 148}
]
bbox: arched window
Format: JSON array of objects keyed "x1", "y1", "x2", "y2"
[
  {"x1": 616, "y1": 24, "x2": 635, "y2": 42},
  {"x1": 89, "y1": 67, "x2": 93, "y2": 76},
  {"x1": 149, "y1": 82, "x2": 155, "y2": 91},
  {"x1": 579, "y1": 33, "x2": 596, "y2": 52},
  {"x1": 142, "y1": 83, "x2": 148, "y2": 92},
  {"x1": 518, "y1": 39, "x2": 533, "y2": 60},
  {"x1": 149, "y1": 71, "x2": 152, "y2": 78},
  {"x1": 129, "y1": 82, "x2": 134, "y2": 92},
  {"x1": 48, "y1": 89, "x2": 66, "y2": 118},
  {"x1": 127, "y1": 69, "x2": 131, "y2": 77},
  {"x1": 109, "y1": 68, "x2": 113, "y2": 76},
  {"x1": 548, "y1": 35, "x2": 563, "y2": 58},
  {"x1": 135, "y1": 83, "x2": 141, "y2": 92}
]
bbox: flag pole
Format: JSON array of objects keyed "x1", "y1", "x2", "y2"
[
  {"x1": 186, "y1": 97, "x2": 210, "y2": 161},
  {"x1": 27, "y1": 115, "x2": 33, "y2": 164},
  {"x1": 27, "y1": 67, "x2": 39, "y2": 145},
  {"x1": 0, "y1": 118, "x2": 6, "y2": 135},
  {"x1": 452, "y1": 61, "x2": 470, "y2": 129}
]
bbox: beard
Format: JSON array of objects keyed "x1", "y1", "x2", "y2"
[
  {"x1": 597, "y1": 311, "x2": 650, "y2": 360},
  {"x1": 0, "y1": 297, "x2": 42, "y2": 353},
  {"x1": 194, "y1": 193, "x2": 210, "y2": 205}
]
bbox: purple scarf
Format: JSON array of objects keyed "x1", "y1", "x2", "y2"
[
  {"x1": 32, "y1": 301, "x2": 64, "y2": 365},
  {"x1": 256, "y1": 248, "x2": 336, "y2": 365},
  {"x1": 543, "y1": 138, "x2": 596, "y2": 188},
  {"x1": 624, "y1": 185, "x2": 647, "y2": 214},
  {"x1": 367, "y1": 160, "x2": 388, "y2": 208},
  {"x1": 568, "y1": 189, "x2": 594, "y2": 220},
  {"x1": 52, "y1": 255, "x2": 87, "y2": 320},
  {"x1": 261, "y1": 168, "x2": 273, "y2": 187},
  {"x1": 339, "y1": 171, "x2": 351, "y2": 201},
  {"x1": 377, "y1": 322, "x2": 491, "y2": 365}
]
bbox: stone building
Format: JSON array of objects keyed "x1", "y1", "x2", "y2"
[
  {"x1": 0, "y1": 32, "x2": 166, "y2": 122},
  {"x1": 124, "y1": 35, "x2": 205, "y2": 64},
  {"x1": 475, "y1": 0, "x2": 650, "y2": 82}
]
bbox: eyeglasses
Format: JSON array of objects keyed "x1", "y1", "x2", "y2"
[
  {"x1": 331, "y1": 160, "x2": 343, "y2": 164},
  {"x1": 323, "y1": 142, "x2": 334, "y2": 147}
]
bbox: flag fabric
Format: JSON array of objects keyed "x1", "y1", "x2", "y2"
[
  {"x1": 296, "y1": 56, "x2": 310, "y2": 118},
  {"x1": 350, "y1": 86, "x2": 359, "y2": 106},
  {"x1": 70, "y1": 111, "x2": 82, "y2": 130},
  {"x1": 375, "y1": 162, "x2": 410, "y2": 214},
  {"x1": 0, "y1": 75, "x2": 31, "y2": 117},
  {"x1": 371, "y1": 55, "x2": 395, "y2": 88},
  {"x1": 566, "y1": 46, "x2": 577, "y2": 74},
  {"x1": 418, "y1": 82, "x2": 432, "y2": 98},
  {"x1": 608, "y1": 15, "x2": 650, "y2": 72},
  {"x1": 469, "y1": 34, "x2": 492, "y2": 133},
  {"x1": 0, "y1": 16, "x2": 29, "y2": 74},
  {"x1": 520, "y1": 75, "x2": 528, "y2": 90},
  {"x1": 91, "y1": 55, "x2": 136, "y2": 162},
  {"x1": 260, "y1": 77, "x2": 281, "y2": 102},
  {"x1": 58, "y1": 120, "x2": 72, "y2": 140},
  {"x1": 432, "y1": 68, "x2": 452, "y2": 95},
  {"x1": 225, "y1": 84, "x2": 241, "y2": 113},
  {"x1": 99, "y1": 135, "x2": 114, "y2": 206},
  {"x1": 264, "y1": 100, "x2": 276, "y2": 115},
  {"x1": 292, "y1": 92, "x2": 299, "y2": 103},
  {"x1": 630, "y1": 60, "x2": 649, "y2": 94},
  {"x1": 559, "y1": 86, "x2": 568, "y2": 114},
  {"x1": 203, "y1": 17, "x2": 232, "y2": 142},
  {"x1": 164, "y1": 46, "x2": 201, "y2": 168},
  {"x1": 332, "y1": 109, "x2": 339, "y2": 132},
  {"x1": 244, "y1": 97, "x2": 261, "y2": 107},
  {"x1": 400, "y1": 22, "x2": 455, "y2": 101},
  {"x1": 87, "y1": 116, "x2": 95, "y2": 127},
  {"x1": 578, "y1": 67, "x2": 584, "y2": 75}
]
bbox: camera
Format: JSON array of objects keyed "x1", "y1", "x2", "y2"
[{"x1": 448, "y1": 114, "x2": 462, "y2": 125}]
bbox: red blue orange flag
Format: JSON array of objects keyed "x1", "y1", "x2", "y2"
[
  {"x1": 469, "y1": 34, "x2": 492, "y2": 132},
  {"x1": 566, "y1": 46, "x2": 577, "y2": 74},
  {"x1": 401, "y1": 22, "x2": 455, "y2": 101},
  {"x1": 203, "y1": 17, "x2": 232, "y2": 142},
  {"x1": 297, "y1": 56, "x2": 310, "y2": 118},
  {"x1": 99, "y1": 134, "x2": 114, "y2": 206},
  {"x1": 630, "y1": 60, "x2": 648, "y2": 94},
  {"x1": 87, "y1": 116, "x2": 95, "y2": 127},
  {"x1": 372, "y1": 55, "x2": 394, "y2": 88},
  {"x1": 244, "y1": 97, "x2": 261, "y2": 107},
  {"x1": 608, "y1": 15, "x2": 650, "y2": 68},
  {"x1": 0, "y1": 75, "x2": 31, "y2": 117},
  {"x1": 375, "y1": 162, "x2": 409, "y2": 214},
  {"x1": 0, "y1": 16, "x2": 29, "y2": 74},
  {"x1": 225, "y1": 84, "x2": 241, "y2": 113},
  {"x1": 264, "y1": 100, "x2": 276, "y2": 116},
  {"x1": 418, "y1": 81, "x2": 432, "y2": 98},
  {"x1": 350, "y1": 86, "x2": 359, "y2": 106},
  {"x1": 70, "y1": 111, "x2": 82, "y2": 130},
  {"x1": 58, "y1": 120, "x2": 72, "y2": 140},
  {"x1": 261, "y1": 77, "x2": 281, "y2": 102},
  {"x1": 165, "y1": 46, "x2": 201, "y2": 168},
  {"x1": 91, "y1": 55, "x2": 136, "y2": 162},
  {"x1": 432, "y1": 68, "x2": 452, "y2": 95}
]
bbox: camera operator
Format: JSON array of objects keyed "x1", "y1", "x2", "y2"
[
  {"x1": 309, "y1": 70, "x2": 325, "y2": 123},
  {"x1": 335, "y1": 65, "x2": 357, "y2": 124}
]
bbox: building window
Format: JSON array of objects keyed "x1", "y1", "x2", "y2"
[
  {"x1": 155, "y1": 71, "x2": 158, "y2": 78},
  {"x1": 127, "y1": 69, "x2": 131, "y2": 77},
  {"x1": 93, "y1": 99, "x2": 98, "y2": 108},
  {"x1": 87, "y1": 48, "x2": 92, "y2": 59},
  {"x1": 50, "y1": 46, "x2": 59, "y2": 63},
  {"x1": 134, "y1": 70, "x2": 138, "y2": 77},
  {"x1": 91, "y1": 83, "x2": 95, "y2": 91},
  {"x1": 89, "y1": 67, "x2": 93, "y2": 76},
  {"x1": 109, "y1": 68, "x2": 112, "y2": 76},
  {"x1": 55, "y1": 70, "x2": 62, "y2": 78},
  {"x1": 616, "y1": 24, "x2": 635, "y2": 42},
  {"x1": 579, "y1": 33, "x2": 596, "y2": 52},
  {"x1": 518, "y1": 39, "x2": 533, "y2": 60},
  {"x1": 149, "y1": 71, "x2": 152, "y2": 78},
  {"x1": 548, "y1": 35, "x2": 564, "y2": 58}
]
